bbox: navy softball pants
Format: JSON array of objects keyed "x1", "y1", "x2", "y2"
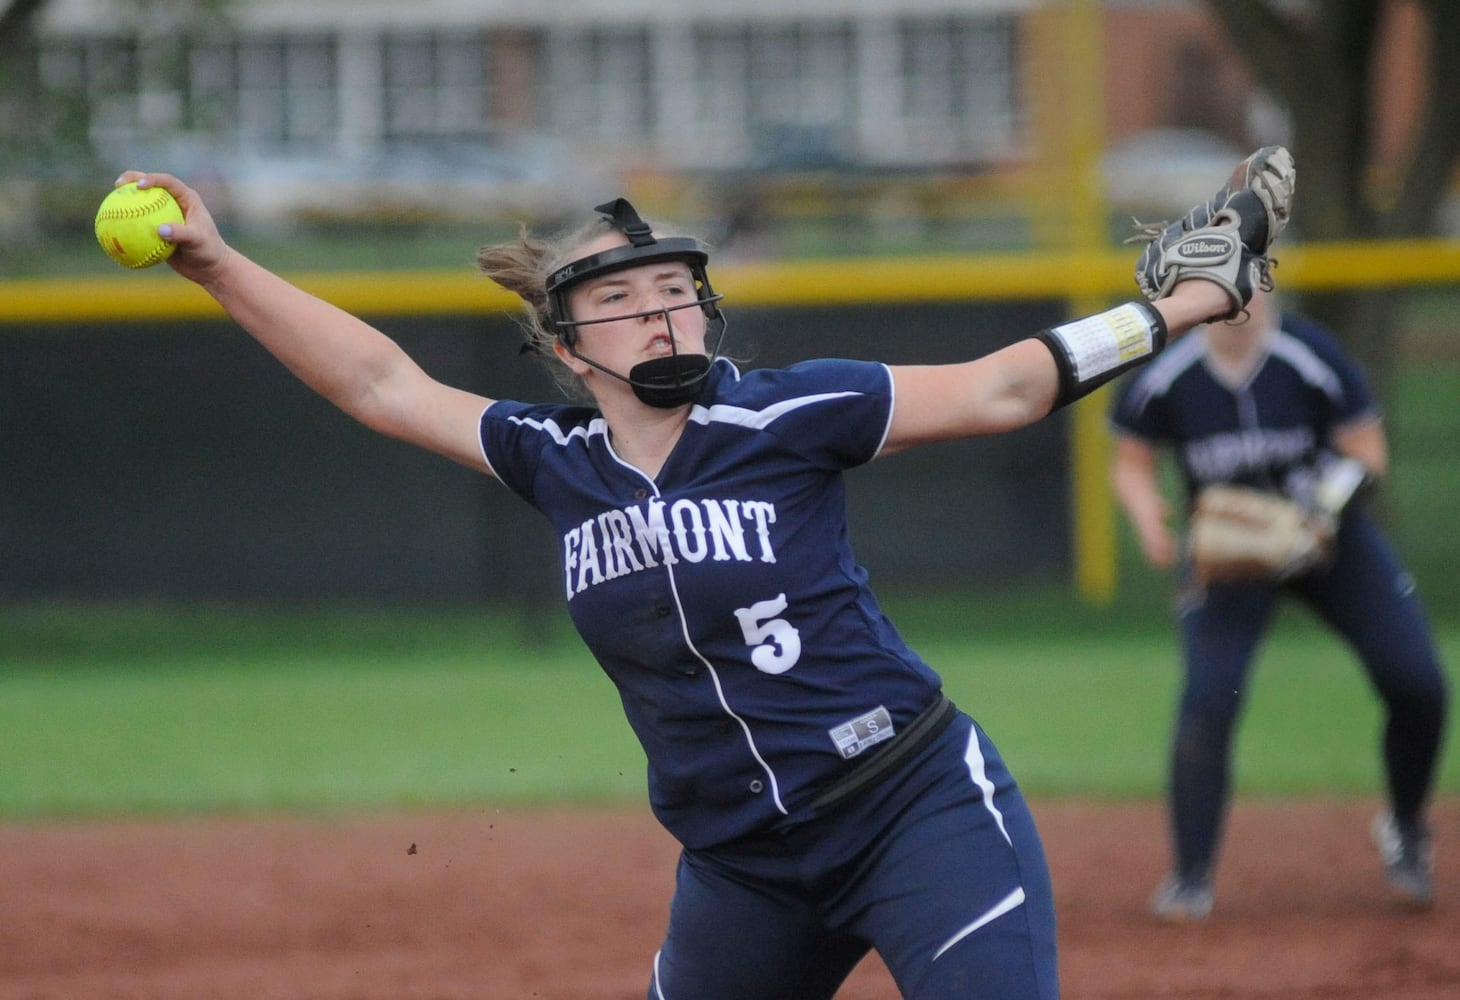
[{"x1": 644, "y1": 713, "x2": 1058, "y2": 1000}]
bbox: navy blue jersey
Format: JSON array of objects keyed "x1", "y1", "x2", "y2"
[
  {"x1": 480, "y1": 357, "x2": 945, "y2": 848},
  {"x1": 1109, "y1": 313, "x2": 1379, "y2": 506}
]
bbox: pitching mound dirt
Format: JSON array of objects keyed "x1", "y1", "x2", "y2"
[{"x1": 3, "y1": 799, "x2": 1455, "y2": 999}]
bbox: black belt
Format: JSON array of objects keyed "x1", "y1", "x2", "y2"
[{"x1": 810, "y1": 692, "x2": 957, "y2": 813}]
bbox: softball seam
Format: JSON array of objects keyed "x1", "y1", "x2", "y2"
[{"x1": 96, "y1": 193, "x2": 177, "y2": 221}]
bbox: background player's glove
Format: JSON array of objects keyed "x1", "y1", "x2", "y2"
[
  {"x1": 1129, "y1": 146, "x2": 1296, "y2": 321},
  {"x1": 1187, "y1": 484, "x2": 1332, "y2": 584}
]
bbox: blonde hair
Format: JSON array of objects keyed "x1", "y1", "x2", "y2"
[{"x1": 476, "y1": 216, "x2": 615, "y2": 400}]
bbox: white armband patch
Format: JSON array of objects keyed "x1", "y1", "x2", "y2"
[
  {"x1": 1049, "y1": 303, "x2": 1161, "y2": 381},
  {"x1": 1036, "y1": 301, "x2": 1168, "y2": 410}
]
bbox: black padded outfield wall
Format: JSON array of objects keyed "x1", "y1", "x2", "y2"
[{"x1": 1, "y1": 300, "x2": 1068, "y2": 605}]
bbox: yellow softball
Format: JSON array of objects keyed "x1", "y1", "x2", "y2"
[{"x1": 94, "y1": 181, "x2": 185, "y2": 269}]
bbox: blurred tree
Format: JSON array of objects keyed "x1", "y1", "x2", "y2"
[
  {"x1": 0, "y1": 0, "x2": 45, "y2": 48},
  {"x1": 0, "y1": 0, "x2": 108, "y2": 253},
  {"x1": 1207, "y1": 0, "x2": 1460, "y2": 394},
  {"x1": 0, "y1": 0, "x2": 52, "y2": 242}
]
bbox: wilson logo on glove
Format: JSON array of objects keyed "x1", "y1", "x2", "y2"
[{"x1": 1178, "y1": 238, "x2": 1234, "y2": 259}]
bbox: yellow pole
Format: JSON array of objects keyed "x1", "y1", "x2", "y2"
[
  {"x1": 1032, "y1": 0, "x2": 1116, "y2": 602},
  {"x1": 1063, "y1": 0, "x2": 1118, "y2": 604}
]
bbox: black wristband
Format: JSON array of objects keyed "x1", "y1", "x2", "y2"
[{"x1": 1035, "y1": 301, "x2": 1168, "y2": 411}]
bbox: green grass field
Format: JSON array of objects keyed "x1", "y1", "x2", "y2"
[
  {"x1": 2, "y1": 320, "x2": 1450, "y2": 823},
  {"x1": 2, "y1": 597, "x2": 1454, "y2": 820}
]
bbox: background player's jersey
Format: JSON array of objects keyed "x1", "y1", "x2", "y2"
[
  {"x1": 479, "y1": 358, "x2": 945, "y2": 848},
  {"x1": 1109, "y1": 314, "x2": 1379, "y2": 508}
]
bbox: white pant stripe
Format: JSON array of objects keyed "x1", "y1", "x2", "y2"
[
  {"x1": 933, "y1": 887, "x2": 1027, "y2": 961},
  {"x1": 962, "y1": 725, "x2": 1012, "y2": 845}
]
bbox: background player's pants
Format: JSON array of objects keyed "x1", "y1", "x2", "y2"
[
  {"x1": 1168, "y1": 509, "x2": 1450, "y2": 881},
  {"x1": 645, "y1": 714, "x2": 1058, "y2": 1000}
]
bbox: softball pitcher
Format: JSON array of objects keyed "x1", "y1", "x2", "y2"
[
  {"x1": 1110, "y1": 288, "x2": 1449, "y2": 920},
  {"x1": 118, "y1": 145, "x2": 1290, "y2": 998}
]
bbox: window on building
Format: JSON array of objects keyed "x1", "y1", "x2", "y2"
[
  {"x1": 682, "y1": 22, "x2": 857, "y2": 169},
  {"x1": 688, "y1": 24, "x2": 752, "y2": 162},
  {"x1": 383, "y1": 32, "x2": 498, "y2": 143},
  {"x1": 679, "y1": 15, "x2": 1015, "y2": 171},
  {"x1": 545, "y1": 28, "x2": 653, "y2": 146},
  {"x1": 896, "y1": 15, "x2": 1020, "y2": 163},
  {"x1": 750, "y1": 22, "x2": 856, "y2": 168},
  {"x1": 233, "y1": 35, "x2": 337, "y2": 152},
  {"x1": 187, "y1": 41, "x2": 236, "y2": 137}
]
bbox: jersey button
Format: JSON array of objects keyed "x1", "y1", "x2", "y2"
[
  {"x1": 654, "y1": 605, "x2": 672, "y2": 618},
  {"x1": 748, "y1": 779, "x2": 764, "y2": 794},
  {"x1": 633, "y1": 488, "x2": 649, "y2": 500}
]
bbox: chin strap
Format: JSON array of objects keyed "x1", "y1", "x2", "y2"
[
  {"x1": 628, "y1": 355, "x2": 713, "y2": 408},
  {"x1": 562, "y1": 305, "x2": 727, "y2": 409},
  {"x1": 561, "y1": 347, "x2": 712, "y2": 409}
]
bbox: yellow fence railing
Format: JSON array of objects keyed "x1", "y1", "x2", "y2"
[
  {"x1": 6, "y1": 238, "x2": 1458, "y2": 604},
  {"x1": 6, "y1": 238, "x2": 1460, "y2": 325}
]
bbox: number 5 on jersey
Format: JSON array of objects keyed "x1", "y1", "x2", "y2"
[{"x1": 734, "y1": 594, "x2": 802, "y2": 674}]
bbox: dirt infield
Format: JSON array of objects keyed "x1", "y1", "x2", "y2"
[{"x1": 3, "y1": 799, "x2": 1456, "y2": 999}]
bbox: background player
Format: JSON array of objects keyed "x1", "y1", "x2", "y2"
[
  {"x1": 1109, "y1": 287, "x2": 1450, "y2": 921},
  {"x1": 118, "y1": 149, "x2": 1284, "y2": 999}
]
